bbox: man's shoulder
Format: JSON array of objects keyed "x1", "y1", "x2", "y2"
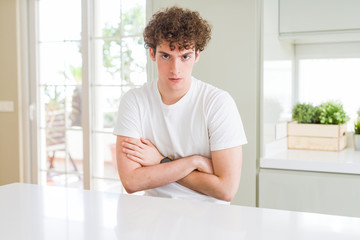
[
  {"x1": 122, "y1": 81, "x2": 154, "y2": 101},
  {"x1": 194, "y1": 77, "x2": 231, "y2": 104}
]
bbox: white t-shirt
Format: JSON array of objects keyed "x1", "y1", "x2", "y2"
[{"x1": 113, "y1": 77, "x2": 247, "y2": 204}]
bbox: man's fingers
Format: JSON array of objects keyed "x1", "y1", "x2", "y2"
[
  {"x1": 126, "y1": 154, "x2": 144, "y2": 165},
  {"x1": 124, "y1": 138, "x2": 144, "y2": 148},
  {"x1": 140, "y1": 138, "x2": 153, "y2": 146},
  {"x1": 122, "y1": 148, "x2": 143, "y2": 158},
  {"x1": 122, "y1": 142, "x2": 142, "y2": 152}
]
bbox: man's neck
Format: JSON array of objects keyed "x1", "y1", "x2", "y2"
[{"x1": 157, "y1": 83, "x2": 191, "y2": 105}]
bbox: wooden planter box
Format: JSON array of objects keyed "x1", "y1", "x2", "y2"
[{"x1": 287, "y1": 121, "x2": 347, "y2": 151}]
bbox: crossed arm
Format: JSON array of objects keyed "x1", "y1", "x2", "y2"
[{"x1": 116, "y1": 135, "x2": 243, "y2": 202}]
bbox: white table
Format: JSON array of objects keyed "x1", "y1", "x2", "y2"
[{"x1": 0, "y1": 183, "x2": 359, "y2": 240}]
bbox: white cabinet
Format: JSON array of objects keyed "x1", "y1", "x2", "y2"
[
  {"x1": 279, "y1": 0, "x2": 360, "y2": 35},
  {"x1": 259, "y1": 168, "x2": 360, "y2": 217}
]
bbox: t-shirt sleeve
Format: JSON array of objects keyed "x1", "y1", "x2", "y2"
[
  {"x1": 113, "y1": 91, "x2": 142, "y2": 138},
  {"x1": 207, "y1": 92, "x2": 247, "y2": 151}
]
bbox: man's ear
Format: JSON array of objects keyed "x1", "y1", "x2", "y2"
[
  {"x1": 194, "y1": 49, "x2": 201, "y2": 63},
  {"x1": 149, "y1": 48, "x2": 156, "y2": 61}
]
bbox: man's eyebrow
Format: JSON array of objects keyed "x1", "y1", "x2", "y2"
[
  {"x1": 158, "y1": 51, "x2": 171, "y2": 55},
  {"x1": 181, "y1": 51, "x2": 194, "y2": 55},
  {"x1": 157, "y1": 50, "x2": 194, "y2": 56}
]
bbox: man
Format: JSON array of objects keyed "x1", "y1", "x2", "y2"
[{"x1": 113, "y1": 6, "x2": 247, "y2": 204}]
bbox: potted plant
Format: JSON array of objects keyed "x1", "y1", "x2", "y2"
[
  {"x1": 317, "y1": 101, "x2": 349, "y2": 125},
  {"x1": 288, "y1": 101, "x2": 349, "y2": 151},
  {"x1": 354, "y1": 117, "x2": 360, "y2": 151},
  {"x1": 291, "y1": 102, "x2": 320, "y2": 124}
]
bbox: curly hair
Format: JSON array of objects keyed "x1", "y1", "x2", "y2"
[{"x1": 144, "y1": 6, "x2": 212, "y2": 52}]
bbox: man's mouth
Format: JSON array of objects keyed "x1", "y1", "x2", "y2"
[{"x1": 169, "y1": 77, "x2": 182, "y2": 81}]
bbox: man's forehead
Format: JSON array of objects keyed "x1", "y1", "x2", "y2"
[{"x1": 156, "y1": 43, "x2": 195, "y2": 54}]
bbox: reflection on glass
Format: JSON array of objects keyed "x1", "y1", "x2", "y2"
[
  {"x1": 93, "y1": 179, "x2": 124, "y2": 194},
  {"x1": 92, "y1": 133, "x2": 118, "y2": 179},
  {"x1": 46, "y1": 173, "x2": 83, "y2": 189}
]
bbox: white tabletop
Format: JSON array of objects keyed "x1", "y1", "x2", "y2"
[{"x1": 0, "y1": 183, "x2": 360, "y2": 240}]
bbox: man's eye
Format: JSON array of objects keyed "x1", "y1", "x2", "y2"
[
  {"x1": 162, "y1": 54, "x2": 169, "y2": 59},
  {"x1": 182, "y1": 55, "x2": 191, "y2": 61}
]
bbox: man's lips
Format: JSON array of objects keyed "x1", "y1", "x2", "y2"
[{"x1": 169, "y1": 77, "x2": 182, "y2": 81}]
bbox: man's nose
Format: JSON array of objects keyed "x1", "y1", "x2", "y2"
[{"x1": 170, "y1": 58, "x2": 181, "y2": 74}]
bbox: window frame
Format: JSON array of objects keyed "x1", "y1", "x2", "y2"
[{"x1": 26, "y1": 0, "x2": 152, "y2": 190}]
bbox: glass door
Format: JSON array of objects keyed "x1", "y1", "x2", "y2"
[{"x1": 31, "y1": 0, "x2": 147, "y2": 192}]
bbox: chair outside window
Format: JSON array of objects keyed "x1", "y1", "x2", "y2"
[{"x1": 45, "y1": 89, "x2": 80, "y2": 184}]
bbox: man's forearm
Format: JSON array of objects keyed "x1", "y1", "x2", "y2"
[
  {"x1": 119, "y1": 136, "x2": 241, "y2": 201},
  {"x1": 178, "y1": 147, "x2": 243, "y2": 202},
  {"x1": 177, "y1": 171, "x2": 235, "y2": 202},
  {"x1": 121, "y1": 156, "x2": 198, "y2": 193}
]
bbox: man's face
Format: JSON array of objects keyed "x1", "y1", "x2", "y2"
[{"x1": 150, "y1": 42, "x2": 200, "y2": 94}]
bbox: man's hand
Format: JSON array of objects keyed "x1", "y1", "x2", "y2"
[
  {"x1": 122, "y1": 138, "x2": 214, "y2": 174},
  {"x1": 122, "y1": 138, "x2": 164, "y2": 166},
  {"x1": 117, "y1": 136, "x2": 208, "y2": 193},
  {"x1": 193, "y1": 155, "x2": 214, "y2": 174},
  {"x1": 177, "y1": 146, "x2": 243, "y2": 202}
]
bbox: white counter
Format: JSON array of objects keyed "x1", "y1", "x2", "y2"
[
  {"x1": 261, "y1": 139, "x2": 360, "y2": 174},
  {"x1": 1, "y1": 183, "x2": 360, "y2": 240}
]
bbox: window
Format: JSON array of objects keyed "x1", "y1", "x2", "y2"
[
  {"x1": 30, "y1": 0, "x2": 147, "y2": 192},
  {"x1": 261, "y1": 42, "x2": 360, "y2": 162},
  {"x1": 296, "y1": 43, "x2": 360, "y2": 129}
]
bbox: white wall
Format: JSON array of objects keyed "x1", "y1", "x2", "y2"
[
  {"x1": 149, "y1": 0, "x2": 260, "y2": 206},
  {"x1": 263, "y1": 0, "x2": 294, "y2": 61},
  {"x1": 0, "y1": 0, "x2": 22, "y2": 185},
  {"x1": 279, "y1": 0, "x2": 360, "y2": 34},
  {"x1": 262, "y1": 0, "x2": 294, "y2": 154}
]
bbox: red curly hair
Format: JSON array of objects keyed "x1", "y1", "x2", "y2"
[{"x1": 143, "y1": 6, "x2": 212, "y2": 52}]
